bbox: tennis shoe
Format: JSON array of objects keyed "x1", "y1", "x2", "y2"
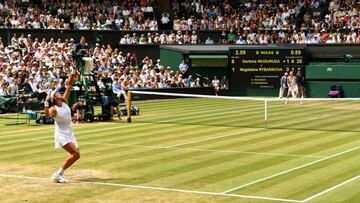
[{"x1": 51, "y1": 172, "x2": 69, "y2": 183}]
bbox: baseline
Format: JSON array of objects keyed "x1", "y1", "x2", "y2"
[{"x1": 0, "y1": 173, "x2": 302, "y2": 203}]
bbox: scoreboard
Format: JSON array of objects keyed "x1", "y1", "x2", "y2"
[{"x1": 229, "y1": 47, "x2": 306, "y2": 89}]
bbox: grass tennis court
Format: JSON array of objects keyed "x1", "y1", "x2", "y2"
[{"x1": 0, "y1": 97, "x2": 359, "y2": 202}]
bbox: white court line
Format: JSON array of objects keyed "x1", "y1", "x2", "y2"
[
  {"x1": 83, "y1": 141, "x2": 326, "y2": 158},
  {"x1": 167, "y1": 129, "x2": 261, "y2": 147},
  {"x1": 2, "y1": 115, "x2": 331, "y2": 158},
  {"x1": 0, "y1": 122, "x2": 160, "y2": 147},
  {"x1": 0, "y1": 103, "x2": 268, "y2": 145},
  {"x1": 0, "y1": 122, "x2": 137, "y2": 139},
  {"x1": 222, "y1": 146, "x2": 360, "y2": 194},
  {"x1": 155, "y1": 99, "x2": 330, "y2": 125},
  {"x1": 160, "y1": 105, "x2": 267, "y2": 123},
  {"x1": 301, "y1": 175, "x2": 360, "y2": 202},
  {"x1": 169, "y1": 115, "x2": 330, "y2": 148},
  {"x1": 0, "y1": 100, "x2": 331, "y2": 143},
  {"x1": 132, "y1": 90, "x2": 360, "y2": 101},
  {"x1": 0, "y1": 121, "x2": 122, "y2": 138},
  {"x1": 145, "y1": 102, "x2": 264, "y2": 119},
  {"x1": 29, "y1": 138, "x2": 325, "y2": 158},
  {"x1": 0, "y1": 173, "x2": 302, "y2": 203},
  {"x1": 0, "y1": 124, "x2": 141, "y2": 146}
]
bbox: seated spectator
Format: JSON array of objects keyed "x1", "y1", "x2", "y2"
[
  {"x1": 227, "y1": 30, "x2": 236, "y2": 44},
  {"x1": 160, "y1": 12, "x2": 171, "y2": 30},
  {"x1": 9, "y1": 78, "x2": 19, "y2": 95},
  {"x1": 220, "y1": 76, "x2": 229, "y2": 90},
  {"x1": 191, "y1": 78, "x2": 202, "y2": 88},
  {"x1": 0, "y1": 81, "x2": 11, "y2": 96},
  {"x1": 205, "y1": 36, "x2": 215, "y2": 44},
  {"x1": 191, "y1": 31, "x2": 198, "y2": 44},
  {"x1": 178, "y1": 60, "x2": 189, "y2": 78},
  {"x1": 211, "y1": 76, "x2": 220, "y2": 96}
]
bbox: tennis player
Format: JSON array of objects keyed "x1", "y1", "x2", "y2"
[
  {"x1": 45, "y1": 68, "x2": 80, "y2": 183},
  {"x1": 285, "y1": 71, "x2": 298, "y2": 104},
  {"x1": 287, "y1": 71, "x2": 298, "y2": 98}
]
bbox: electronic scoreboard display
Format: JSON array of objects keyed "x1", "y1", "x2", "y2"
[{"x1": 229, "y1": 47, "x2": 306, "y2": 89}]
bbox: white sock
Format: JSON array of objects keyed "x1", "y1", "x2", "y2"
[{"x1": 56, "y1": 168, "x2": 64, "y2": 175}]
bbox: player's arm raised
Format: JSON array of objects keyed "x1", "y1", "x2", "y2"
[{"x1": 63, "y1": 66, "x2": 78, "y2": 103}]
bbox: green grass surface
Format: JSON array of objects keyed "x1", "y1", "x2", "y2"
[{"x1": 0, "y1": 98, "x2": 359, "y2": 203}]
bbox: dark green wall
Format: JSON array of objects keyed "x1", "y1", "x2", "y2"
[
  {"x1": 306, "y1": 81, "x2": 360, "y2": 98},
  {"x1": 307, "y1": 62, "x2": 360, "y2": 80},
  {"x1": 305, "y1": 62, "x2": 360, "y2": 97},
  {"x1": 190, "y1": 66, "x2": 228, "y2": 83},
  {"x1": 159, "y1": 49, "x2": 183, "y2": 71},
  {"x1": 188, "y1": 56, "x2": 228, "y2": 82}
]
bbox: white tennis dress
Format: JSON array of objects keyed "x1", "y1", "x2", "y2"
[
  {"x1": 288, "y1": 76, "x2": 298, "y2": 92},
  {"x1": 54, "y1": 102, "x2": 78, "y2": 149}
]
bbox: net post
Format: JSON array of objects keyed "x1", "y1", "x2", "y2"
[
  {"x1": 127, "y1": 91, "x2": 132, "y2": 123},
  {"x1": 264, "y1": 99, "x2": 268, "y2": 121}
]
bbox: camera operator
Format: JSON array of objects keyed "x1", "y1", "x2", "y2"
[
  {"x1": 97, "y1": 72, "x2": 121, "y2": 120},
  {"x1": 101, "y1": 72, "x2": 113, "y2": 96},
  {"x1": 71, "y1": 99, "x2": 86, "y2": 124},
  {"x1": 75, "y1": 36, "x2": 88, "y2": 53}
]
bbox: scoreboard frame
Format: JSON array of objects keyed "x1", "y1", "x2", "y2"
[{"x1": 229, "y1": 47, "x2": 307, "y2": 89}]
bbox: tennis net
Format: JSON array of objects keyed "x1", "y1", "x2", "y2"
[{"x1": 127, "y1": 91, "x2": 360, "y2": 132}]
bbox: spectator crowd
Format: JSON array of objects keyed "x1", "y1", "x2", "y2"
[
  {"x1": 0, "y1": 34, "x2": 214, "y2": 97},
  {"x1": 0, "y1": 0, "x2": 358, "y2": 96},
  {"x1": 0, "y1": 0, "x2": 359, "y2": 44},
  {"x1": 0, "y1": 0, "x2": 157, "y2": 30}
]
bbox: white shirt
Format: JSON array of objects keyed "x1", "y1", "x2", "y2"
[
  {"x1": 212, "y1": 79, "x2": 220, "y2": 87},
  {"x1": 29, "y1": 81, "x2": 38, "y2": 92},
  {"x1": 142, "y1": 64, "x2": 149, "y2": 71},
  {"x1": 179, "y1": 63, "x2": 188, "y2": 73},
  {"x1": 10, "y1": 83, "x2": 18, "y2": 95},
  {"x1": 161, "y1": 16, "x2": 170, "y2": 24},
  {"x1": 122, "y1": 10, "x2": 130, "y2": 16}
]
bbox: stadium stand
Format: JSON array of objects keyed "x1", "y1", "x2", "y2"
[
  {"x1": 0, "y1": 0, "x2": 358, "y2": 44},
  {"x1": 0, "y1": 0, "x2": 359, "y2": 97},
  {"x1": 0, "y1": 34, "x2": 205, "y2": 97}
]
